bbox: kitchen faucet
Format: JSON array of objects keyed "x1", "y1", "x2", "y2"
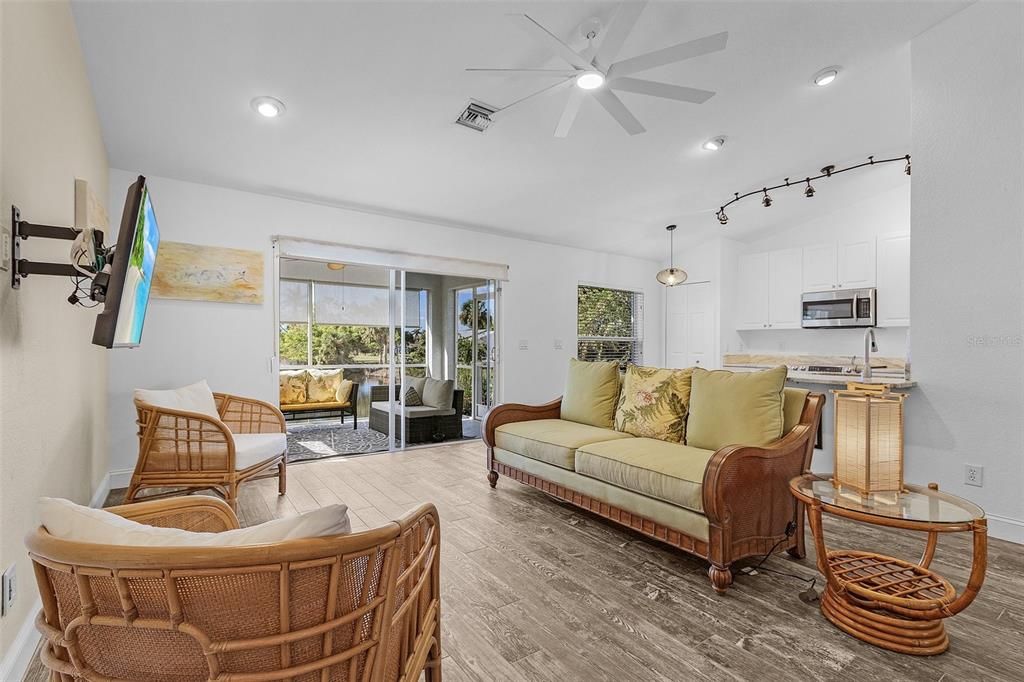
[{"x1": 862, "y1": 328, "x2": 878, "y2": 380}]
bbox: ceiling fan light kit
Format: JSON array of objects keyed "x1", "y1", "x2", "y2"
[
  {"x1": 466, "y1": 1, "x2": 727, "y2": 138},
  {"x1": 656, "y1": 224, "x2": 688, "y2": 287}
]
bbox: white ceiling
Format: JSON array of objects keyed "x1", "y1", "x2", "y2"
[{"x1": 72, "y1": 1, "x2": 965, "y2": 260}]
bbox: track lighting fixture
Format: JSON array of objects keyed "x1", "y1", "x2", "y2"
[{"x1": 714, "y1": 153, "x2": 910, "y2": 224}]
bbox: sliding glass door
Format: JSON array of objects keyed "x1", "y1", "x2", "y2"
[{"x1": 454, "y1": 281, "x2": 497, "y2": 421}]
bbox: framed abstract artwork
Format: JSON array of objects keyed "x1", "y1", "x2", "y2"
[{"x1": 152, "y1": 241, "x2": 264, "y2": 304}]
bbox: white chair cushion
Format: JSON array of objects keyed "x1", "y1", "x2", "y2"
[
  {"x1": 39, "y1": 497, "x2": 351, "y2": 547},
  {"x1": 134, "y1": 379, "x2": 220, "y2": 419},
  {"x1": 233, "y1": 433, "x2": 287, "y2": 469},
  {"x1": 370, "y1": 402, "x2": 456, "y2": 419}
]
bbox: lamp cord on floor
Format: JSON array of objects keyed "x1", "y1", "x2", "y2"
[{"x1": 738, "y1": 521, "x2": 819, "y2": 603}]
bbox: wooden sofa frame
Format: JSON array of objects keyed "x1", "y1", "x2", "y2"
[{"x1": 483, "y1": 392, "x2": 825, "y2": 593}]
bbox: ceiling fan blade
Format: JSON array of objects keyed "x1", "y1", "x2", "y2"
[
  {"x1": 554, "y1": 88, "x2": 586, "y2": 138},
  {"x1": 607, "y1": 31, "x2": 728, "y2": 79},
  {"x1": 611, "y1": 77, "x2": 715, "y2": 103},
  {"x1": 495, "y1": 78, "x2": 574, "y2": 116},
  {"x1": 507, "y1": 14, "x2": 592, "y2": 70},
  {"x1": 466, "y1": 68, "x2": 580, "y2": 78},
  {"x1": 594, "y1": 2, "x2": 647, "y2": 68},
  {"x1": 592, "y1": 89, "x2": 645, "y2": 135}
]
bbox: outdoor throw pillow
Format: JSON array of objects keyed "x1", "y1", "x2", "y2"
[
  {"x1": 404, "y1": 385, "x2": 424, "y2": 406},
  {"x1": 306, "y1": 368, "x2": 342, "y2": 403},
  {"x1": 614, "y1": 365, "x2": 693, "y2": 442},
  {"x1": 279, "y1": 370, "x2": 308, "y2": 405}
]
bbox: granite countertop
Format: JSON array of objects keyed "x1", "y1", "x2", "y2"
[{"x1": 722, "y1": 353, "x2": 916, "y2": 388}]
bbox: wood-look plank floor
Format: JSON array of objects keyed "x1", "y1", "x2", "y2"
[{"x1": 24, "y1": 441, "x2": 1024, "y2": 681}]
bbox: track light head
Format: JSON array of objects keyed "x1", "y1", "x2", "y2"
[
  {"x1": 762, "y1": 190, "x2": 772, "y2": 208},
  {"x1": 804, "y1": 179, "x2": 815, "y2": 198},
  {"x1": 904, "y1": 156, "x2": 911, "y2": 175},
  {"x1": 716, "y1": 208, "x2": 728, "y2": 225}
]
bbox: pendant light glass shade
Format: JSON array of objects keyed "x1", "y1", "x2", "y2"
[{"x1": 656, "y1": 224, "x2": 687, "y2": 286}]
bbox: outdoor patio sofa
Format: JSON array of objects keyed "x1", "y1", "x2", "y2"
[{"x1": 370, "y1": 378, "x2": 464, "y2": 443}]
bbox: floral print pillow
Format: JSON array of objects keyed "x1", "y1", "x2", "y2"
[{"x1": 614, "y1": 365, "x2": 693, "y2": 442}]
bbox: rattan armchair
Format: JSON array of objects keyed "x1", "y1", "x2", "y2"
[
  {"x1": 27, "y1": 496, "x2": 442, "y2": 682},
  {"x1": 127, "y1": 392, "x2": 288, "y2": 511}
]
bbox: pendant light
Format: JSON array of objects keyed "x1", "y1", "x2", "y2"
[{"x1": 656, "y1": 224, "x2": 688, "y2": 286}]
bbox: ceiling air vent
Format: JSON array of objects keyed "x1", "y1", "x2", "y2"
[{"x1": 455, "y1": 100, "x2": 496, "y2": 133}]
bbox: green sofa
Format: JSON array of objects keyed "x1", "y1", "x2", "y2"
[{"x1": 483, "y1": 363, "x2": 824, "y2": 593}]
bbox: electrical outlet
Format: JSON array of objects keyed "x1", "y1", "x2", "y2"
[
  {"x1": 553, "y1": 339, "x2": 563, "y2": 350},
  {"x1": 964, "y1": 464, "x2": 984, "y2": 488},
  {"x1": 1, "y1": 563, "x2": 16, "y2": 617}
]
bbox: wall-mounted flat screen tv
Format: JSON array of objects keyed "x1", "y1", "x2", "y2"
[{"x1": 92, "y1": 175, "x2": 160, "y2": 348}]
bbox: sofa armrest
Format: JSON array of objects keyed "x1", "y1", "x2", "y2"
[
  {"x1": 370, "y1": 384, "x2": 393, "y2": 402},
  {"x1": 701, "y1": 393, "x2": 824, "y2": 562},
  {"x1": 482, "y1": 398, "x2": 562, "y2": 449},
  {"x1": 106, "y1": 496, "x2": 241, "y2": 532}
]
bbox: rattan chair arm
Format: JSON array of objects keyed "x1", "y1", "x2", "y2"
[
  {"x1": 215, "y1": 392, "x2": 287, "y2": 434},
  {"x1": 135, "y1": 401, "x2": 237, "y2": 472},
  {"x1": 106, "y1": 496, "x2": 241, "y2": 532},
  {"x1": 482, "y1": 398, "x2": 562, "y2": 448}
]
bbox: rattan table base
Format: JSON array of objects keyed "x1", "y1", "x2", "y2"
[{"x1": 821, "y1": 584, "x2": 949, "y2": 655}]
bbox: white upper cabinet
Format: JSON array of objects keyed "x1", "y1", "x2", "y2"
[
  {"x1": 876, "y1": 232, "x2": 911, "y2": 327},
  {"x1": 768, "y1": 248, "x2": 803, "y2": 328},
  {"x1": 736, "y1": 252, "x2": 770, "y2": 329},
  {"x1": 838, "y1": 238, "x2": 877, "y2": 288},
  {"x1": 802, "y1": 243, "x2": 838, "y2": 292}
]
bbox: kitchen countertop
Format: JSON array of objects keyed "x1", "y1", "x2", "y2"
[{"x1": 721, "y1": 354, "x2": 916, "y2": 388}]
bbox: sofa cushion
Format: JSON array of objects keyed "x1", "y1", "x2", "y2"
[
  {"x1": 135, "y1": 379, "x2": 220, "y2": 419},
  {"x1": 279, "y1": 370, "x2": 308, "y2": 405},
  {"x1": 575, "y1": 438, "x2": 715, "y2": 513},
  {"x1": 686, "y1": 366, "x2": 787, "y2": 451},
  {"x1": 614, "y1": 365, "x2": 692, "y2": 443},
  {"x1": 421, "y1": 378, "x2": 455, "y2": 409},
  {"x1": 783, "y1": 387, "x2": 809, "y2": 434},
  {"x1": 371, "y1": 402, "x2": 456, "y2": 419},
  {"x1": 39, "y1": 498, "x2": 350, "y2": 547},
  {"x1": 233, "y1": 433, "x2": 287, "y2": 469},
  {"x1": 495, "y1": 419, "x2": 633, "y2": 470},
  {"x1": 561, "y1": 359, "x2": 621, "y2": 429},
  {"x1": 336, "y1": 378, "x2": 355, "y2": 405},
  {"x1": 306, "y1": 368, "x2": 342, "y2": 403}
]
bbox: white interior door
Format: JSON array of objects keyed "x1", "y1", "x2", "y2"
[{"x1": 667, "y1": 281, "x2": 714, "y2": 369}]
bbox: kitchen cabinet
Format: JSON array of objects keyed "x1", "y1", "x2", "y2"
[
  {"x1": 876, "y1": 232, "x2": 911, "y2": 326},
  {"x1": 768, "y1": 248, "x2": 803, "y2": 328},
  {"x1": 802, "y1": 243, "x2": 838, "y2": 292},
  {"x1": 736, "y1": 249, "x2": 802, "y2": 330},
  {"x1": 736, "y1": 252, "x2": 770, "y2": 329},
  {"x1": 802, "y1": 239, "x2": 876, "y2": 291}
]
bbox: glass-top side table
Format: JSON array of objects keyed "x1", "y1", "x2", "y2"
[{"x1": 790, "y1": 474, "x2": 988, "y2": 656}]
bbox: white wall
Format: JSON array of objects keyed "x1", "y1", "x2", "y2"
[
  {"x1": 908, "y1": 0, "x2": 1024, "y2": 541},
  {"x1": 106, "y1": 171, "x2": 664, "y2": 474},
  {"x1": 0, "y1": 0, "x2": 110, "y2": 668}
]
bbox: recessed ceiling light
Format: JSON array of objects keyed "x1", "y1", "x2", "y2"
[
  {"x1": 812, "y1": 66, "x2": 840, "y2": 87},
  {"x1": 575, "y1": 71, "x2": 606, "y2": 90},
  {"x1": 702, "y1": 136, "x2": 726, "y2": 151},
  {"x1": 251, "y1": 96, "x2": 285, "y2": 118}
]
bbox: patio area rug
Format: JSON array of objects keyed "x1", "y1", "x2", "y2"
[{"x1": 286, "y1": 421, "x2": 389, "y2": 462}]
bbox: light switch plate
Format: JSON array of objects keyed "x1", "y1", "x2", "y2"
[
  {"x1": 518, "y1": 339, "x2": 529, "y2": 351},
  {"x1": 1, "y1": 563, "x2": 16, "y2": 617},
  {"x1": 553, "y1": 339, "x2": 563, "y2": 350}
]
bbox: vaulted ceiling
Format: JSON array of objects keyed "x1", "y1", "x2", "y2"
[{"x1": 72, "y1": 1, "x2": 965, "y2": 259}]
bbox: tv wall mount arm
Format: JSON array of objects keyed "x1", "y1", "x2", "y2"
[{"x1": 10, "y1": 205, "x2": 106, "y2": 290}]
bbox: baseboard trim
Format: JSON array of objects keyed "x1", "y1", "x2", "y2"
[
  {"x1": 108, "y1": 468, "x2": 134, "y2": 490},
  {"x1": 0, "y1": 596, "x2": 42, "y2": 682},
  {"x1": 989, "y1": 513, "x2": 1024, "y2": 545},
  {"x1": 0, "y1": 473, "x2": 114, "y2": 680}
]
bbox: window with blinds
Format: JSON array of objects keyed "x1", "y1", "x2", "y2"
[{"x1": 577, "y1": 285, "x2": 643, "y2": 367}]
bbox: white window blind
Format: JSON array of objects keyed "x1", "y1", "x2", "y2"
[
  {"x1": 280, "y1": 280, "x2": 310, "y2": 322},
  {"x1": 313, "y1": 283, "x2": 422, "y2": 327},
  {"x1": 577, "y1": 285, "x2": 644, "y2": 366}
]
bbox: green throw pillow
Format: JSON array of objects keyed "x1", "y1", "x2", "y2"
[
  {"x1": 560, "y1": 359, "x2": 621, "y2": 429},
  {"x1": 614, "y1": 365, "x2": 692, "y2": 442},
  {"x1": 686, "y1": 366, "x2": 787, "y2": 450}
]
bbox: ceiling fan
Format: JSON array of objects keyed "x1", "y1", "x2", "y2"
[{"x1": 466, "y1": 2, "x2": 728, "y2": 137}]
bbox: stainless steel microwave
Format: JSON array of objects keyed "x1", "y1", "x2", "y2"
[{"x1": 801, "y1": 288, "x2": 876, "y2": 328}]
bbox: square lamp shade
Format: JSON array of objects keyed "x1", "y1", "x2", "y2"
[{"x1": 833, "y1": 383, "x2": 908, "y2": 494}]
